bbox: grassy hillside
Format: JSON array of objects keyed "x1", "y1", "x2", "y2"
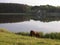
[{"x1": 0, "y1": 29, "x2": 60, "y2": 45}]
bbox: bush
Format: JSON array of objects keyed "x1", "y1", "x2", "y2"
[
  {"x1": 39, "y1": 32, "x2": 44, "y2": 38},
  {"x1": 44, "y1": 32, "x2": 60, "y2": 39},
  {"x1": 15, "y1": 32, "x2": 29, "y2": 36}
]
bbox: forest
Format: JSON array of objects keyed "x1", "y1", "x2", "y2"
[
  {"x1": 0, "y1": 3, "x2": 60, "y2": 13},
  {"x1": 0, "y1": 3, "x2": 60, "y2": 23}
]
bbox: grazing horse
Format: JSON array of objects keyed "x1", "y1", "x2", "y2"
[{"x1": 30, "y1": 30, "x2": 40, "y2": 38}]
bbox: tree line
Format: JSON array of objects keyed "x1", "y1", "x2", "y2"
[{"x1": 0, "y1": 3, "x2": 60, "y2": 13}]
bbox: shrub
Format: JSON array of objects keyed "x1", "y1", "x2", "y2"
[{"x1": 15, "y1": 32, "x2": 29, "y2": 36}]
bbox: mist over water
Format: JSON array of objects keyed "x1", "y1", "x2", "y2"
[{"x1": 0, "y1": 20, "x2": 60, "y2": 33}]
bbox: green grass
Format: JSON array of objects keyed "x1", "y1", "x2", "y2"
[{"x1": 0, "y1": 29, "x2": 60, "y2": 45}]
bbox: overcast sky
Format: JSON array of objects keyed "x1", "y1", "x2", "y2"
[{"x1": 0, "y1": 0, "x2": 60, "y2": 6}]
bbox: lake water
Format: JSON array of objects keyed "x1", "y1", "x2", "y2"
[{"x1": 0, "y1": 19, "x2": 60, "y2": 33}]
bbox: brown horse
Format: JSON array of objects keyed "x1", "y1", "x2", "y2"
[{"x1": 30, "y1": 30, "x2": 40, "y2": 38}]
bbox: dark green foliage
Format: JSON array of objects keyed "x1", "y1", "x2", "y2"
[
  {"x1": 0, "y1": 3, "x2": 60, "y2": 13},
  {"x1": 31, "y1": 5, "x2": 58, "y2": 12},
  {"x1": 39, "y1": 32, "x2": 44, "y2": 38},
  {"x1": 44, "y1": 32, "x2": 60, "y2": 39},
  {"x1": 15, "y1": 32, "x2": 30, "y2": 36},
  {"x1": 16, "y1": 32, "x2": 60, "y2": 39},
  {"x1": 44, "y1": 33, "x2": 50, "y2": 38},
  {"x1": 0, "y1": 3, "x2": 29, "y2": 13},
  {"x1": 39, "y1": 32, "x2": 60, "y2": 39}
]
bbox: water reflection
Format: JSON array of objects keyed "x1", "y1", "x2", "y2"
[
  {"x1": 0, "y1": 15, "x2": 60, "y2": 23},
  {"x1": 0, "y1": 15, "x2": 30, "y2": 23},
  {"x1": 0, "y1": 20, "x2": 60, "y2": 33}
]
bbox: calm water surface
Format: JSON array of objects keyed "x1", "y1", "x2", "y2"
[{"x1": 0, "y1": 20, "x2": 60, "y2": 33}]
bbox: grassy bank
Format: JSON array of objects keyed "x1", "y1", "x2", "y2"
[{"x1": 0, "y1": 29, "x2": 60, "y2": 45}]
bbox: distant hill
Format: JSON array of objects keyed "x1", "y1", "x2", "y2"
[{"x1": 0, "y1": 3, "x2": 29, "y2": 13}]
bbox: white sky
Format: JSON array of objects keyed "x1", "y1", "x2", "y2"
[{"x1": 0, "y1": 0, "x2": 60, "y2": 6}]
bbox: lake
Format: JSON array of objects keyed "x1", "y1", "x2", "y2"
[{"x1": 0, "y1": 19, "x2": 60, "y2": 33}]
